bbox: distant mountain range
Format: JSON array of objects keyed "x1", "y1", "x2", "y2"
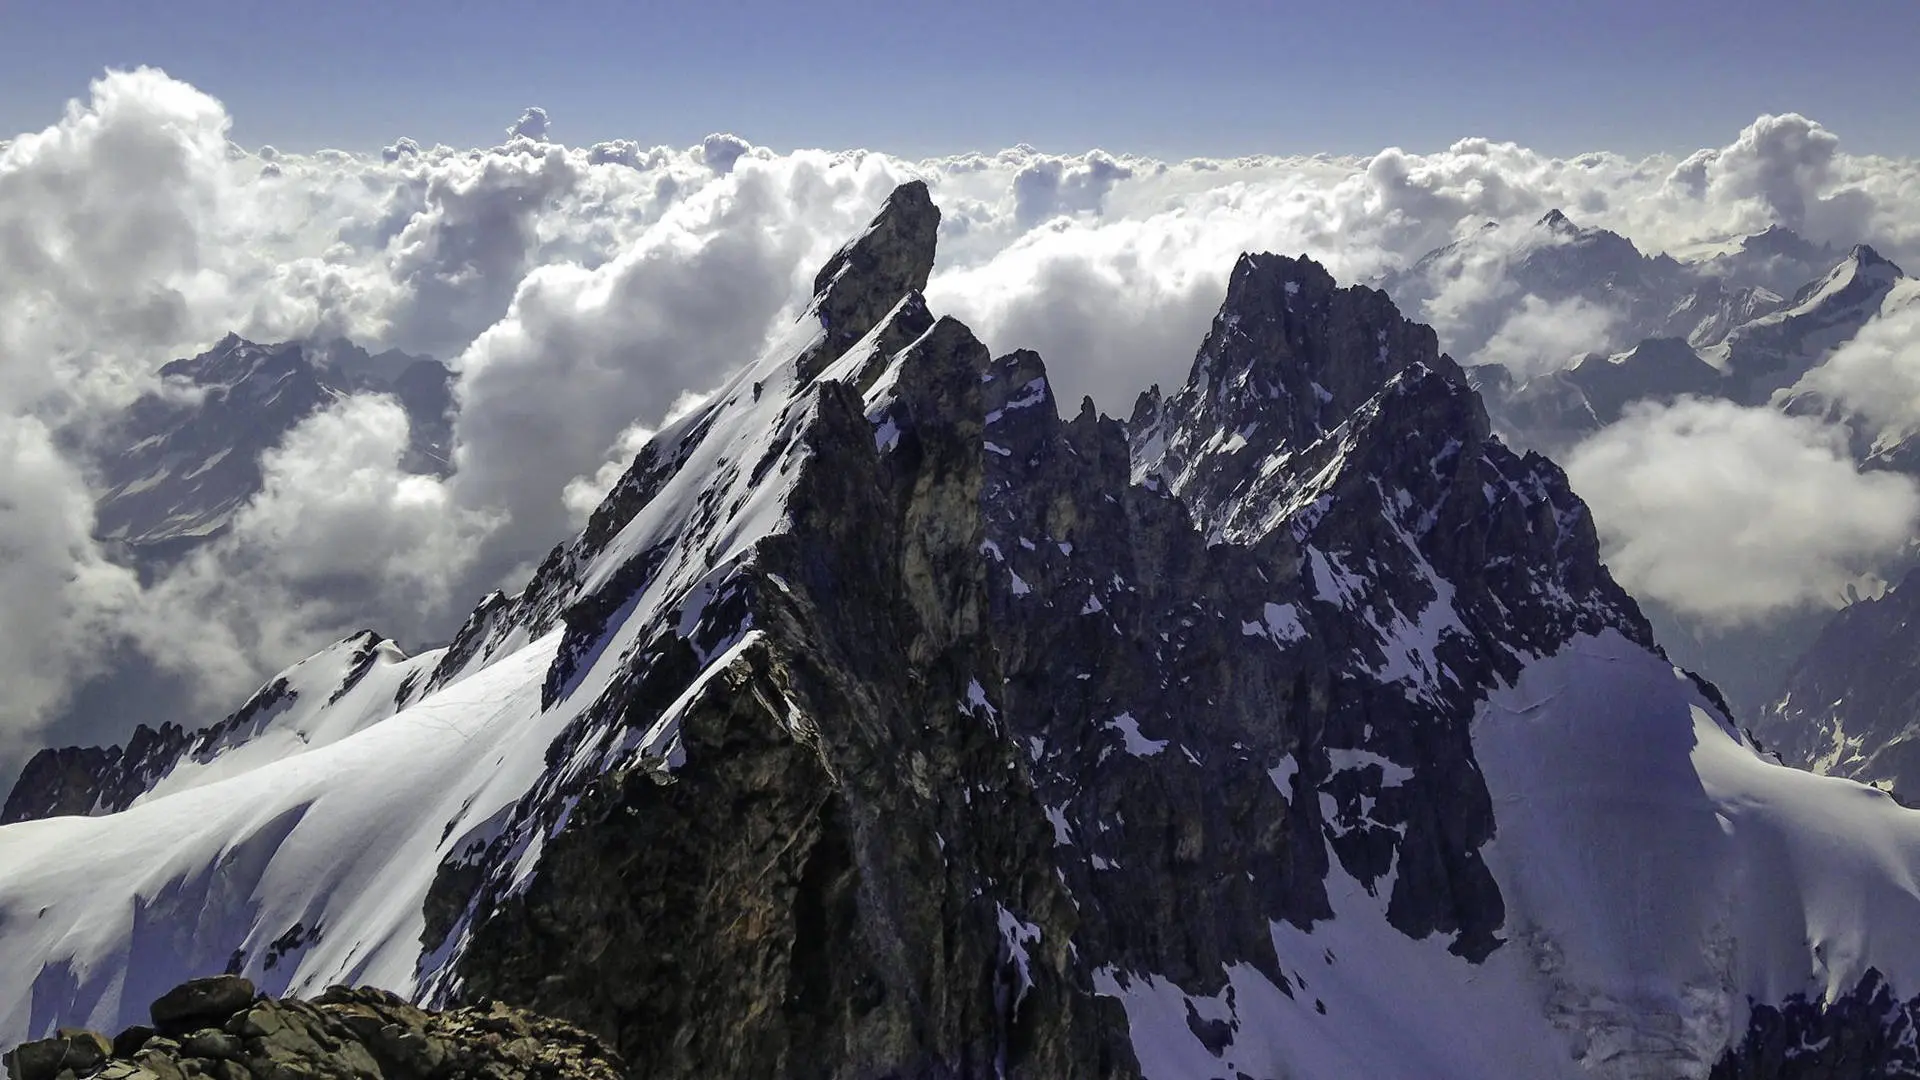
[
  {"x1": 1376, "y1": 210, "x2": 1842, "y2": 367},
  {"x1": 89, "y1": 334, "x2": 455, "y2": 562},
  {"x1": 1377, "y1": 211, "x2": 1915, "y2": 720}
]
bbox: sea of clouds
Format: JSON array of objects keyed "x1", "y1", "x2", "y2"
[{"x1": 3, "y1": 67, "x2": 1919, "y2": 764}]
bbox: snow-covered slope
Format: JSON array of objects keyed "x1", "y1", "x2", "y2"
[
  {"x1": 1, "y1": 195, "x2": 911, "y2": 1008},
  {"x1": 1087, "y1": 629, "x2": 1920, "y2": 1080},
  {"x1": 0, "y1": 631, "x2": 562, "y2": 1025},
  {"x1": 0, "y1": 632, "x2": 433, "y2": 824},
  {"x1": 10, "y1": 184, "x2": 1920, "y2": 1080},
  {"x1": 1676, "y1": 224, "x2": 1847, "y2": 299},
  {"x1": 0, "y1": 181, "x2": 1063, "y2": 1073},
  {"x1": 1700, "y1": 244, "x2": 1907, "y2": 405}
]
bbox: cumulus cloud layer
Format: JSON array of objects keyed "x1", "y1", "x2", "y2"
[
  {"x1": 1798, "y1": 285, "x2": 1920, "y2": 436},
  {"x1": 0, "y1": 420, "x2": 140, "y2": 762},
  {"x1": 1565, "y1": 398, "x2": 1920, "y2": 624},
  {"x1": 1478, "y1": 296, "x2": 1621, "y2": 379},
  {"x1": 5, "y1": 66, "x2": 1920, "y2": 766}
]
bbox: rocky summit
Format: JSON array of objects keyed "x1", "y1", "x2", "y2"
[
  {"x1": 2, "y1": 976, "x2": 620, "y2": 1080},
  {"x1": 9, "y1": 183, "x2": 1920, "y2": 1079}
]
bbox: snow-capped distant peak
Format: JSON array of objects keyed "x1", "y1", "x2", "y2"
[{"x1": 1536, "y1": 208, "x2": 1578, "y2": 234}]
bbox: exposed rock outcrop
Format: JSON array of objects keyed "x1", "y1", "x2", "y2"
[
  {"x1": 1757, "y1": 566, "x2": 1920, "y2": 804},
  {"x1": 3, "y1": 977, "x2": 620, "y2": 1080}
]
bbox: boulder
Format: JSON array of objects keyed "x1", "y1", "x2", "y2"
[
  {"x1": 4, "y1": 1029, "x2": 111, "y2": 1080},
  {"x1": 150, "y1": 979, "x2": 256, "y2": 1035}
]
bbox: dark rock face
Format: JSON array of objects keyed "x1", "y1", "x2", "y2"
[
  {"x1": 1085, "y1": 253, "x2": 1647, "y2": 965},
  {"x1": 1757, "y1": 567, "x2": 1920, "y2": 803},
  {"x1": 4, "y1": 978, "x2": 619, "y2": 1080},
  {"x1": 1, "y1": 724, "x2": 193, "y2": 825},
  {"x1": 400, "y1": 188, "x2": 1122, "y2": 1078},
  {"x1": 1712, "y1": 969, "x2": 1920, "y2": 1079},
  {"x1": 799, "y1": 179, "x2": 939, "y2": 384},
  {"x1": 446, "y1": 343, "x2": 1118, "y2": 1074},
  {"x1": 4, "y1": 1031, "x2": 110, "y2": 1080}
]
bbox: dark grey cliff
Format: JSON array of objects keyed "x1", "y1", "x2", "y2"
[{"x1": 1756, "y1": 566, "x2": 1920, "y2": 805}]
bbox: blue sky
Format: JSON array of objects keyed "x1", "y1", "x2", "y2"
[{"x1": 2, "y1": 0, "x2": 1916, "y2": 158}]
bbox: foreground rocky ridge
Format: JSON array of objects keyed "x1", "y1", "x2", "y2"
[
  {"x1": 3, "y1": 976, "x2": 619, "y2": 1080},
  {"x1": 6, "y1": 184, "x2": 1920, "y2": 1079}
]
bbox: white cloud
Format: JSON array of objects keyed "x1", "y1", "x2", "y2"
[
  {"x1": 1477, "y1": 296, "x2": 1622, "y2": 379},
  {"x1": 1565, "y1": 397, "x2": 1920, "y2": 624},
  {"x1": 0, "y1": 418, "x2": 139, "y2": 763},
  {"x1": 1011, "y1": 149, "x2": 1135, "y2": 226},
  {"x1": 697, "y1": 133, "x2": 755, "y2": 175},
  {"x1": 231, "y1": 395, "x2": 497, "y2": 602},
  {"x1": 0, "y1": 67, "x2": 240, "y2": 418},
  {"x1": 444, "y1": 153, "x2": 918, "y2": 587},
  {"x1": 1666, "y1": 112, "x2": 1873, "y2": 242},
  {"x1": 1796, "y1": 285, "x2": 1920, "y2": 435},
  {"x1": 121, "y1": 396, "x2": 500, "y2": 710},
  {"x1": 6, "y1": 67, "x2": 1920, "y2": 767},
  {"x1": 506, "y1": 106, "x2": 550, "y2": 142}
]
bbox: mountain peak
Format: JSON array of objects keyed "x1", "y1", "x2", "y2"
[
  {"x1": 1537, "y1": 208, "x2": 1576, "y2": 233},
  {"x1": 25, "y1": 195, "x2": 1920, "y2": 1077},
  {"x1": 801, "y1": 181, "x2": 939, "y2": 381},
  {"x1": 1740, "y1": 223, "x2": 1831, "y2": 259},
  {"x1": 158, "y1": 334, "x2": 306, "y2": 387},
  {"x1": 1848, "y1": 242, "x2": 1904, "y2": 276},
  {"x1": 1226, "y1": 250, "x2": 1338, "y2": 303},
  {"x1": 1134, "y1": 250, "x2": 1467, "y2": 536},
  {"x1": 1194, "y1": 251, "x2": 1446, "y2": 428}
]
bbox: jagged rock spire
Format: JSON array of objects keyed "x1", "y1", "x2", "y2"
[
  {"x1": 798, "y1": 180, "x2": 940, "y2": 382},
  {"x1": 1135, "y1": 251, "x2": 1473, "y2": 526}
]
